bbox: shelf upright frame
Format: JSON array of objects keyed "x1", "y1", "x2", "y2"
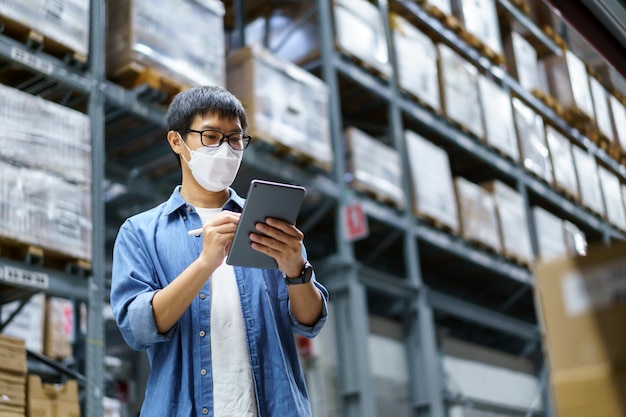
[
  {"x1": 86, "y1": 0, "x2": 106, "y2": 415},
  {"x1": 316, "y1": 0, "x2": 377, "y2": 416},
  {"x1": 376, "y1": 1, "x2": 446, "y2": 416}
]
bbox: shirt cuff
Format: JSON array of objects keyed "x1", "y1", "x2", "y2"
[
  {"x1": 289, "y1": 284, "x2": 329, "y2": 338},
  {"x1": 128, "y1": 291, "x2": 176, "y2": 345}
]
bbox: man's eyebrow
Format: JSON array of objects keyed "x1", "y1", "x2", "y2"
[{"x1": 198, "y1": 124, "x2": 242, "y2": 133}]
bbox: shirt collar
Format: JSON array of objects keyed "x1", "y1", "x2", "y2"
[{"x1": 163, "y1": 185, "x2": 245, "y2": 216}]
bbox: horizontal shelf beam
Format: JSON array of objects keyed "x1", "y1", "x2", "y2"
[
  {"x1": 428, "y1": 289, "x2": 539, "y2": 341},
  {"x1": 0, "y1": 258, "x2": 89, "y2": 302}
]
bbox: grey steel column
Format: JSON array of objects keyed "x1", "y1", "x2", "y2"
[
  {"x1": 317, "y1": 0, "x2": 376, "y2": 416},
  {"x1": 86, "y1": 0, "x2": 106, "y2": 415},
  {"x1": 377, "y1": 1, "x2": 446, "y2": 416}
]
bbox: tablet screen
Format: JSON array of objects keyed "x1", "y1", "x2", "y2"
[{"x1": 226, "y1": 179, "x2": 306, "y2": 269}]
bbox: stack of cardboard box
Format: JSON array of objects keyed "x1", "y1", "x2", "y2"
[{"x1": 0, "y1": 334, "x2": 27, "y2": 417}]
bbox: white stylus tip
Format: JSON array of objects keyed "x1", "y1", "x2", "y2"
[{"x1": 188, "y1": 228, "x2": 203, "y2": 236}]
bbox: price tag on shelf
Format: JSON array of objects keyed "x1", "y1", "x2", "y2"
[{"x1": 1, "y1": 265, "x2": 49, "y2": 290}]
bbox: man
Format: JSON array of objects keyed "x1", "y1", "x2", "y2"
[{"x1": 110, "y1": 85, "x2": 328, "y2": 416}]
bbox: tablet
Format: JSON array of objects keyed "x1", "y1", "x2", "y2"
[{"x1": 226, "y1": 179, "x2": 306, "y2": 269}]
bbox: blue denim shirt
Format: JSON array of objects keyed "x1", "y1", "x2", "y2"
[{"x1": 110, "y1": 186, "x2": 329, "y2": 417}]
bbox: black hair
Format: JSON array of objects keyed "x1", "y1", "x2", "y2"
[{"x1": 165, "y1": 86, "x2": 248, "y2": 164}]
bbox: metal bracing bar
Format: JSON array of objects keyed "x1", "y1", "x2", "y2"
[
  {"x1": 103, "y1": 82, "x2": 167, "y2": 127},
  {"x1": 0, "y1": 293, "x2": 33, "y2": 331},
  {"x1": 364, "y1": 230, "x2": 402, "y2": 266},
  {"x1": 271, "y1": 3, "x2": 317, "y2": 53},
  {"x1": 232, "y1": 0, "x2": 246, "y2": 49},
  {"x1": 299, "y1": 199, "x2": 335, "y2": 235},
  {"x1": 27, "y1": 349, "x2": 87, "y2": 385},
  {"x1": 105, "y1": 123, "x2": 160, "y2": 153},
  {"x1": 358, "y1": 265, "x2": 418, "y2": 299},
  {"x1": 428, "y1": 290, "x2": 539, "y2": 341}
]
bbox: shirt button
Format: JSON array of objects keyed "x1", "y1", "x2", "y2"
[
  {"x1": 201, "y1": 369, "x2": 207, "y2": 376},
  {"x1": 182, "y1": 215, "x2": 187, "y2": 220},
  {"x1": 199, "y1": 330, "x2": 205, "y2": 337},
  {"x1": 188, "y1": 206, "x2": 193, "y2": 212},
  {"x1": 202, "y1": 408, "x2": 208, "y2": 415},
  {"x1": 200, "y1": 293, "x2": 206, "y2": 300}
]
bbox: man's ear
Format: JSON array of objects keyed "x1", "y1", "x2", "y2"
[{"x1": 167, "y1": 130, "x2": 183, "y2": 155}]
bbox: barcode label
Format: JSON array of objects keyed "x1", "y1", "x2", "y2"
[{"x1": 1, "y1": 265, "x2": 49, "y2": 289}]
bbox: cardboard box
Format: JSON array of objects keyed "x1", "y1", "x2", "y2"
[
  {"x1": 545, "y1": 125, "x2": 579, "y2": 200},
  {"x1": 453, "y1": 0, "x2": 502, "y2": 55},
  {"x1": 483, "y1": 181, "x2": 533, "y2": 264},
  {"x1": 227, "y1": 45, "x2": 332, "y2": 171},
  {"x1": 392, "y1": 15, "x2": 440, "y2": 112},
  {"x1": 512, "y1": 98, "x2": 553, "y2": 183},
  {"x1": 504, "y1": 31, "x2": 541, "y2": 92},
  {"x1": 0, "y1": 371, "x2": 26, "y2": 410},
  {"x1": 552, "y1": 364, "x2": 626, "y2": 417},
  {"x1": 333, "y1": 0, "x2": 390, "y2": 77},
  {"x1": 454, "y1": 177, "x2": 501, "y2": 253},
  {"x1": 609, "y1": 95, "x2": 626, "y2": 151},
  {"x1": 405, "y1": 130, "x2": 459, "y2": 233},
  {"x1": 535, "y1": 242, "x2": 626, "y2": 370},
  {"x1": 478, "y1": 75, "x2": 519, "y2": 162},
  {"x1": 27, "y1": 375, "x2": 79, "y2": 417},
  {"x1": 589, "y1": 76, "x2": 616, "y2": 143},
  {"x1": 598, "y1": 166, "x2": 626, "y2": 231},
  {"x1": 543, "y1": 50, "x2": 595, "y2": 118},
  {"x1": 0, "y1": 335, "x2": 27, "y2": 376},
  {"x1": 106, "y1": 0, "x2": 225, "y2": 88},
  {"x1": 345, "y1": 127, "x2": 404, "y2": 208},
  {"x1": 532, "y1": 206, "x2": 567, "y2": 261},
  {"x1": 438, "y1": 44, "x2": 484, "y2": 139},
  {"x1": 571, "y1": 146, "x2": 605, "y2": 216},
  {"x1": 44, "y1": 298, "x2": 74, "y2": 361}
]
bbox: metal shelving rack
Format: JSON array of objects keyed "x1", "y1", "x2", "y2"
[{"x1": 1, "y1": 0, "x2": 623, "y2": 416}]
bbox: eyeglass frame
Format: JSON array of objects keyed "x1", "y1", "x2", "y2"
[{"x1": 182, "y1": 128, "x2": 252, "y2": 150}]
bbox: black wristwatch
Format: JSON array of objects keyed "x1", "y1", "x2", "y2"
[{"x1": 284, "y1": 261, "x2": 313, "y2": 285}]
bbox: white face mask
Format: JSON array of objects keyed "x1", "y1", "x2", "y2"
[{"x1": 180, "y1": 134, "x2": 243, "y2": 192}]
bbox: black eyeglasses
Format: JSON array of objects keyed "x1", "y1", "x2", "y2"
[{"x1": 183, "y1": 129, "x2": 252, "y2": 150}]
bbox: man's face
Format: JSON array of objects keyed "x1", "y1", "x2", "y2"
[{"x1": 182, "y1": 113, "x2": 244, "y2": 154}]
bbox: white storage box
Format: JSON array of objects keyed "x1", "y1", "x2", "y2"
[
  {"x1": 597, "y1": 166, "x2": 626, "y2": 231},
  {"x1": 107, "y1": 0, "x2": 225, "y2": 88},
  {"x1": 438, "y1": 44, "x2": 484, "y2": 139},
  {"x1": 571, "y1": 146, "x2": 605, "y2": 217},
  {"x1": 545, "y1": 125, "x2": 579, "y2": 200},
  {"x1": 609, "y1": 95, "x2": 626, "y2": 151},
  {"x1": 532, "y1": 206, "x2": 567, "y2": 261},
  {"x1": 543, "y1": 50, "x2": 595, "y2": 119},
  {"x1": 406, "y1": 130, "x2": 459, "y2": 233},
  {"x1": 453, "y1": 0, "x2": 502, "y2": 55},
  {"x1": 0, "y1": 0, "x2": 90, "y2": 57},
  {"x1": 392, "y1": 14, "x2": 440, "y2": 112},
  {"x1": 0, "y1": 83, "x2": 91, "y2": 185},
  {"x1": 478, "y1": 75, "x2": 519, "y2": 161},
  {"x1": 512, "y1": 98, "x2": 553, "y2": 183},
  {"x1": 227, "y1": 45, "x2": 332, "y2": 170},
  {"x1": 345, "y1": 127, "x2": 404, "y2": 209},
  {"x1": 504, "y1": 31, "x2": 541, "y2": 92},
  {"x1": 589, "y1": 76, "x2": 615, "y2": 143},
  {"x1": 454, "y1": 177, "x2": 501, "y2": 253}
]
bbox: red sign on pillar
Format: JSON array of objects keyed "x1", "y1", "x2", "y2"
[{"x1": 342, "y1": 202, "x2": 369, "y2": 241}]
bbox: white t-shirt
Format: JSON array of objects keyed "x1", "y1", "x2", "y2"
[{"x1": 196, "y1": 207, "x2": 258, "y2": 417}]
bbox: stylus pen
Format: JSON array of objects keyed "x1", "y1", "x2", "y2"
[{"x1": 187, "y1": 228, "x2": 203, "y2": 236}]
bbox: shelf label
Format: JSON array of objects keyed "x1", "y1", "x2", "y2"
[
  {"x1": 11, "y1": 47, "x2": 53, "y2": 75},
  {"x1": 1, "y1": 265, "x2": 49, "y2": 290}
]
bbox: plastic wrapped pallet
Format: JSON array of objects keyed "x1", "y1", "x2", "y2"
[
  {"x1": 333, "y1": 0, "x2": 390, "y2": 77},
  {"x1": 405, "y1": 130, "x2": 459, "y2": 233},
  {"x1": 452, "y1": 0, "x2": 503, "y2": 55},
  {"x1": 392, "y1": 15, "x2": 440, "y2": 112},
  {"x1": 478, "y1": 75, "x2": 519, "y2": 161},
  {"x1": 589, "y1": 76, "x2": 615, "y2": 143},
  {"x1": 512, "y1": 98, "x2": 553, "y2": 183},
  {"x1": 571, "y1": 146, "x2": 605, "y2": 217},
  {"x1": 542, "y1": 50, "x2": 595, "y2": 119},
  {"x1": 345, "y1": 127, "x2": 404, "y2": 209},
  {"x1": 107, "y1": 0, "x2": 225, "y2": 88},
  {"x1": 503, "y1": 32, "x2": 542, "y2": 92},
  {"x1": 0, "y1": 293, "x2": 45, "y2": 354},
  {"x1": 227, "y1": 45, "x2": 332, "y2": 171},
  {"x1": 609, "y1": 95, "x2": 626, "y2": 151},
  {"x1": 0, "y1": 161, "x2": 92, "y2": 261},
  {"x1": 0, "y1": 0, "x2": 89, "y2": 57},
  {"x1": 0, "y1": 83, "x2": 90, "y2": 185},
  {"x1": 597, "y1": 166, "x2": 626, "y2": 231},
  {"x1": 483, "y1": 181, "x2": 533, "y2": 265},
  {"x1": 454, "y1": 177, "x2": 501, "y2": 253},
  {"x1": 562, "y1": 220, "x2": 587, "y2": 257},
  {"x1": 545, "y1": 126, "x2": 579, "y2": 200},
  {"x1": 438, "y1": 44, "x2": 484, "y2": 139},
  {"x1": 532, "y1": 206, "x2": 567, "y2": 261},
  {"x1": 44, "y1": 297, "x2": 75, "y2": 361}
]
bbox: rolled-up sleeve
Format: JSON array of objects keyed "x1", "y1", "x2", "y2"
[
  {"x1": 111, "y1": 222, "x2": 175, "y2": 350},
  {"x1": 289, "y1": 279, "x2": 329, "y2": 338}
]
